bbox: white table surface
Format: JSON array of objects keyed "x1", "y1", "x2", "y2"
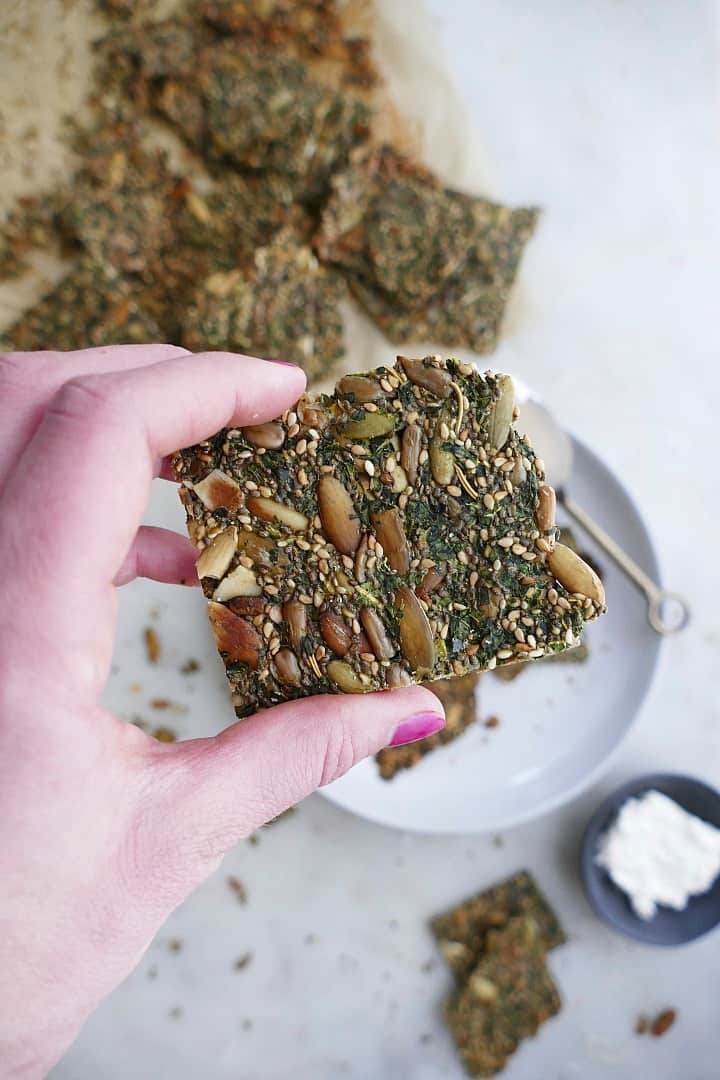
[{"x1": 53, "y1": 2, "x2": 720, "y2": 1078}]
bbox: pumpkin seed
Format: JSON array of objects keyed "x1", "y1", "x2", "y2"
[
  {"x1": 243, "y1": 422, "x2": 285, "y2": 449},
  {"x1": 535, "y1": 484, "x2": 556, "y2": 533},
  {"x1": 547, "y1": 543, "x2": 605, "y2": 605},
  {"x1": 207, "y1": 601, "x2": 262, "y2": 668},
  {"x1": 318, "y1": 475, "x2": 361, "y2": 555},
  {"x1": 400, "y1": 423, "x2": 422, "y2": 486},
  {"x1": 246, "y1": 496, "x2": 309, "y2": 532},
  {"x1": 360, "y1": 608, "x2": 395, "y2": 660},
  {"x1": 326, "y1": 660, "x2": 370, "y2": 693},
  {"x1": 337, "y1": 410, "x2": 399, "y2": 440},
  {"x1": 371, "y1": 508, "x2": 410, "y2": 575},
  {"x1": 282, "y1": 599, "x2": 307, "y2": 651},
  {"x1": 336, "y1": 375, "x2": 384, "y2": 403},
  {"x1": 430, "y1": 405, "x2": 455, "y2": 486},
  {"x1": 320, "y1": 610, "x2": 353, "y2": 656},
  {"x1": 399, "y1": 355, "x2": 452, "y2": 398},
  {"x1": 488, "y1": 375, "x2": 515, "y2": 450},
  {"x1": 396, "y1": 585, "x2": 435, "y2": 674},
  {"x1": 273, "y1": 647, "x2": 302, "y2": 686}
]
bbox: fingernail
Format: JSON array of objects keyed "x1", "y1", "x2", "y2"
[
  {"x1": 389, "y1": 711, "x2": 445, "y2": 747},
  {"x1": 264, "y1": 356, "x2": 299, "y2": 367}
]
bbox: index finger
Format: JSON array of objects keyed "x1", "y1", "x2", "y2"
[{"x1": 0, "y1": 352, "x2": 306, "y2": 587}]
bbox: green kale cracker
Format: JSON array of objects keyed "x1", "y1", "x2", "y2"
[
  {"x1": 444, "y1": 916, "x2": 561, "y2": 1078},
  {"x1": 0, "y1": 258, "x2": 161, "y2": 353},
  {"x1": 173, "y1": 358, "x2": 604, "y2": 717},
  {"x1": 431, "y1": 870, "x2": 566, "y2": 982},
  {"x1": 181, "y1": 229, "x2": 346, "y2": 380},
  {"x1": 315, "y1": 146, "x2": 538, "y2": 352}
]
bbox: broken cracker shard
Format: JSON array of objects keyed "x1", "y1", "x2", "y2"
[{"x1": 173, "y1": 357, "x2": 606, "y2": 718}]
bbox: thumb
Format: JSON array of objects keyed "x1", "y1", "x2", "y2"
[{"x1": 162, "y1": 687, "x2": 444, "y2": 857}]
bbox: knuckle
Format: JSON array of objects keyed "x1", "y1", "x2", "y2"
[
  {"x1": 318, "y1": 709, "x2": 368, "y2": 787},
  {"x1": 47, "y1": 374, "x2": 122, "y2": 431}
]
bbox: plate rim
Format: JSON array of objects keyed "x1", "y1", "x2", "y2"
[{"x1": 320, "y1": 433, "x2": 663, "y2": 834}]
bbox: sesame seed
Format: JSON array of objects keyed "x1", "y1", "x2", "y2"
[
  {"x1": 295, "y1": 438, "x2": 307, "y2": 455},
  {"x1": 483, "y1": 493, "x2": 495, "y2": 510},
  {"x1": 447, "y1": 484, "x2": 462, "y2": 497},
  {"x1": 364, "y1": 460, "x2": 375, "y2": 477}
]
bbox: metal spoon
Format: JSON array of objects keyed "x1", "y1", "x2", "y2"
[{"x1": 512, "y1": 377, "x2": 690, "y2": 635}]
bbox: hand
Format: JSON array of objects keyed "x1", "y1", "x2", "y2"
[{"x1": 0, "y1": 345, "x2": 445, "y2": 1077}]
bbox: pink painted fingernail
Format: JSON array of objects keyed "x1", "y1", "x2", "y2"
[
  {"x1": 389, "y1": 711, "x2": 445, "y2": 747},
  {"x1": 264, "y1": 356, "x2": 299, "y2": 367}
]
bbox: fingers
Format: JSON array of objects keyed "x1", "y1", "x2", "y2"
[
  {"x1": 0, "y1": 352, "x2": 306, "y2": 589},
  {"x1": 0, "y1": 345, "x2": 188, "y2": 492},
  {"x1": 157, "y1": 687, "x2": 445, "y2": 859},
  {"x1": 114, "y1": 527, "x2": 200, "y2": 586}
]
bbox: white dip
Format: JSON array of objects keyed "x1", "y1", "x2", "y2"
[{"x1": 595, "y1": 789, "x2": 720, "y2": 919}]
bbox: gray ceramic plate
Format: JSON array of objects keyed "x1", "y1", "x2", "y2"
[
  {"x1": 581, "y1": 773, "x2": 720, "y2": 944},
  {"x1": 323, "y1": 436, "x2": 662, "y2": 833}
]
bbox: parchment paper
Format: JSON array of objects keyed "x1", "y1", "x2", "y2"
[{"x1": 0, "y1": 0, "x2": 517, "y2": 387}]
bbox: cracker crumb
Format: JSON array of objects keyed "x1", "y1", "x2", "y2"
[
  {"x1": 227, "y1": 875, "x2": 248, "y2": 905},
  {"x1": 144, "y1": 626, "x2": 161, "y2": 664}
]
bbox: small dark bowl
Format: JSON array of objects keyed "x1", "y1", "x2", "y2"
[{"x1": 581, "y1": 773, "x2": 720, "y2": 945}]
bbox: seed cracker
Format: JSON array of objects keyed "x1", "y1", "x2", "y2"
[
  {"x1": 181, "y1": 229, "x2": 346, "y2": 381},
  {"x1": 444, "y1": 916, "x2": 561, "y2": 1078},
  {"x1": 173, "y1": 356, "x2": 605, "y2": 718},
  {"x1": 0, "y1": 258, "x2": 161, "y2": 353},
  {"x1": 431, "y1": 870, "x2": 566, "y2": 983},
  {"x1": 314, "y1": 145, "x2": 538, "y2": 352}
]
